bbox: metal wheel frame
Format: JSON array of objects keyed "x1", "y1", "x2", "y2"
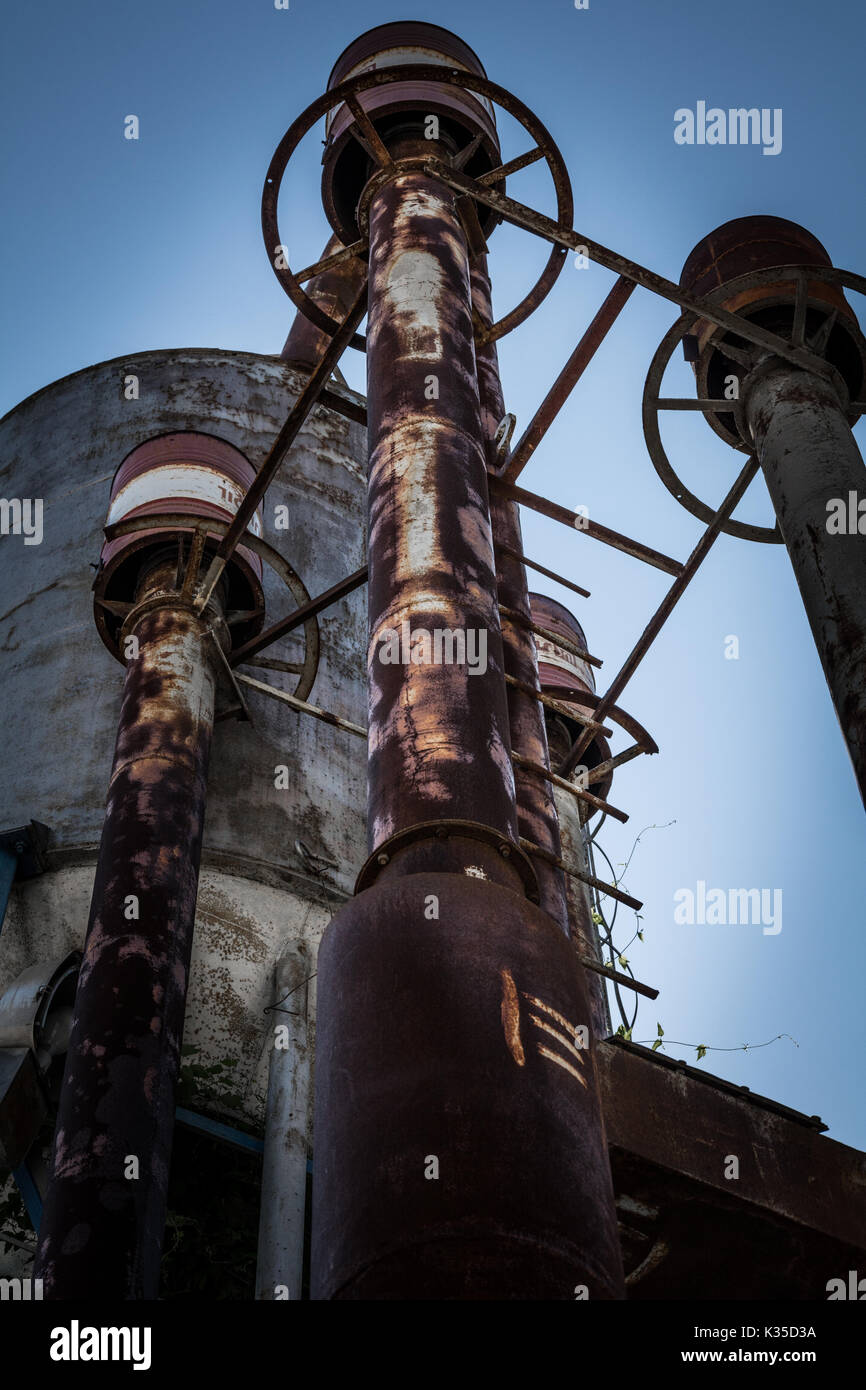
[
  {"x1": 642, "y1": 263, "x2": 866, "y2": 543},
  {"x1": 261, "y1": 62, "x2": 574, "y2": 347}
]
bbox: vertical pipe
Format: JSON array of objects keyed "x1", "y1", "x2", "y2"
[
  {"x1": 744, "y1": 364, "x2": 866, "y2": 806},
  {"x1": 471, "y1": 258, "x2": 571, "y2": 930},
  {"x1": 471, "y1": 260, "x2": 611, "y2": 1036},
  {"x1": 365, "y1": 162, "x2": 518, "y2": 856},
  {"x1": 311, "y1": 159, "x2": 625, "y2": 1300},
  {"x1": 255, "y1": 943, "x2": 312, "y2": 1302},
  {"x1": 35, "y1": 560, "x2": 227, "y2": 1299}
]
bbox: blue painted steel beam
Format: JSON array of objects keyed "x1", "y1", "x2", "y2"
[{"x1": 175, "y1": 1106, "x2": 313, "y2": 1171}]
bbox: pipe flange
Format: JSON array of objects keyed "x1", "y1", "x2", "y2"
[
  {"x1": 356, "y1": 818, "x2": 540, "y2": 902},
  {"x1": 262, "y1": 63, "x2": 573, "y2": 346},
  {"x1": 642, "y1": 264, "x2": 866, "y2": 544},
  {"x1": 101, "y1": 514, "x2": 320, "y2": 701}
]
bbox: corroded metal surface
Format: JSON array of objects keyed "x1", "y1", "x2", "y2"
[
  {"x1": 365, "y1": 167, "x2": 516, "y2": 852},
  {"x1": 34, "y1": 562, "x2": 227, "y2": 1298},
  {"x1": 323, "y1": 23, "x2": 501, "y2": 246},
  {"x1": 311, "y1": 874, "x2": 625, "y2": 1300},
  {"x1": 677, "y1": 216, "x2": 866, "y2": 451},
  {"x1": 281, "y1": 233, "x2": 368, "y2": 370},
  {"x1": 472, "y1": 258, "x2": 570, "y2": 933},
  {"x1": 744, "y1": 363, "x2": 866, "y2": 807}
]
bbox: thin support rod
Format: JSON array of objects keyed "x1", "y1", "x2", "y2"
[
  {"x1": 493, "y1": 476, "x2": 683, "y2": 577},
  {"x1": 196, "y1": 283, "x2": 368, "y2": 611},
  {"x1": 426, "y1": 161, "x2": 833, "y2": 381},
  {"x1": 518, "y1": 837, "x2": 643, "y2": 911},
  {"x1": 510, "y1": 750, "x2": 628, "y2": 824},
  {"x1": 495, "y1": 542, "x2": 590, "y2": 598},
  {"x1": 478, "y1": 147, "x2": 543, "y2": 185},
  {"x1": 296, "y1": 239, "x2": 368, "y2": 284},
  {"x1": 502, "y1": 276, "x2": 635, "y2": 482},
  {"x1": 235, "y1": 672, "x2": 366, "y2": 738},
  {"x1": 578, "y1": 957, "x2": 659, "y2": 1001},
  {"x1": 559, "y1": 454, "x2": 760, "y2": 778},
  {"x1": 231, "y1": 566, "x2": 368, "y2": 667}
]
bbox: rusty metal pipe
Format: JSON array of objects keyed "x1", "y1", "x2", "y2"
[
  {"x1": 744, "y1": 363, "x2": 866, "y2": 806},
  {"x1": 365, "y1": 162, "x2": 516, "y2": 855},
  {"x1": 472, "y1": 259, "x2": 612, "y2": 1038},
  {"x1": 35, "y1": 561, "x2": 227, "y2": 1299}
]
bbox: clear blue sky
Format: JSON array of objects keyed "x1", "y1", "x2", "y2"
[{"x1": 2, "y1": 0, "x2": 864, "y2": 1148}]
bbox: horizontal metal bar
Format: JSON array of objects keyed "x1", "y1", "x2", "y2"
[
  {"x1": 577, "y1": 956, "x2": 659, "y2": 1001},
  {"x1": 495, "y1": 542, "x2": 590, "y2": 598},
  {"x1": 318, "y1": 386, "x2": 368, "y2": 427},
  {"x1": 504, "y1": 674, "x2": 612, "y2": 736},
  {"x1": 427, "y1": 161, "x2": 834, "y2": 381},
  {"x1": 510, "y1": 750, "x2": 628, "y2": 823},
  {"x1": 583, "y1": 742, "x2": 646, "y2": 787},
  {"x1": 235, "y1": 672, "x2": 366, "y2": 738},
  {"x1": 231, "y1": 565, "x2": 368, "y2": 667},
  {"x1": 296, "y1": 238, "x2": 368, "y2": 285},
  {"x1": 518, "y1": 836, "x2": 643, "y2": 911},
  {"x1": 493, "y1": 477, "x2": 684, "y2": 577},
  {"x1": 245, "y1": 657, "x2": 305, "y2": 675},
  {"x1": 499, "y1": 604, "x2": 602, "y2": 668},
  {"x1": 558, "y1": 453, "x2": 761, "y2": 777},
  {"x1": 195, "y1": 283, "x2": 368, "y2": 611},
  {"x1": 478, "y1": 146, "x2": 543, "y2": 185},
  {"x1": 502, "y1": 276, "x2": 636, "y2": 482}
]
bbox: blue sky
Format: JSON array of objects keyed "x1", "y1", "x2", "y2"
[{"x1": 2, "y1": 0, "x2": 864, "y2": 1148}]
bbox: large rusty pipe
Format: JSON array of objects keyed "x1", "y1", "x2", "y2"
[
  {"x1": 35, "y1": 560, "x2": 227, "y2": 1298},
  {"x1": 744, "y1": 363, "x2": 866, "y2": 805},
  {"x1": 312, "y1": 146, "x2": 624, "y2": 1300},
  {"x1": 364, "y1": 157, "x2": 517, "y2": 855}
]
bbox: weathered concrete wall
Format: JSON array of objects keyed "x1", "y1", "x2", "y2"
[{"x1": 0, "y1": 349, "x2": 368, "y2": 1129}]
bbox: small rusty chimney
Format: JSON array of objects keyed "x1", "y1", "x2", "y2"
[{"x1": 679, "y1": 215, "x2": 866, "y2": 806}]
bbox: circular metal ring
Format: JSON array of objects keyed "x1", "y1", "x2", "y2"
[
  {"x1": 262, "y1": 62, "x2": 573, "y2": 347},
  {"x1": 643, "y1": 263, "x2": 866, "y2": 544},
  {"x1": 643, "y1": 307, "x2": 781, "y2": 543},
  {"x1": 103, "y1": 514, "x2": 320, "y2": 700}
]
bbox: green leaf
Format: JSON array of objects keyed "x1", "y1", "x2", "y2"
[
  {"x1": 696, "y1": 1044, "x2": 707, "y2": 1061},
  {"x1": 617, "y1": 954, "x2": 629, "y2": 969},
  {"x1": 590, "y1": 910, "x2": 603, "y2": 926},
  {"x1": 651, "y1": 1038, "x2": 663, "y2": 1052},
  {"x1": 637, "y1": 930, "x2": 644, "y2": 941},
  {"x1": 656, "y1": 1022, "x2": 664, "y2": 1037}
]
